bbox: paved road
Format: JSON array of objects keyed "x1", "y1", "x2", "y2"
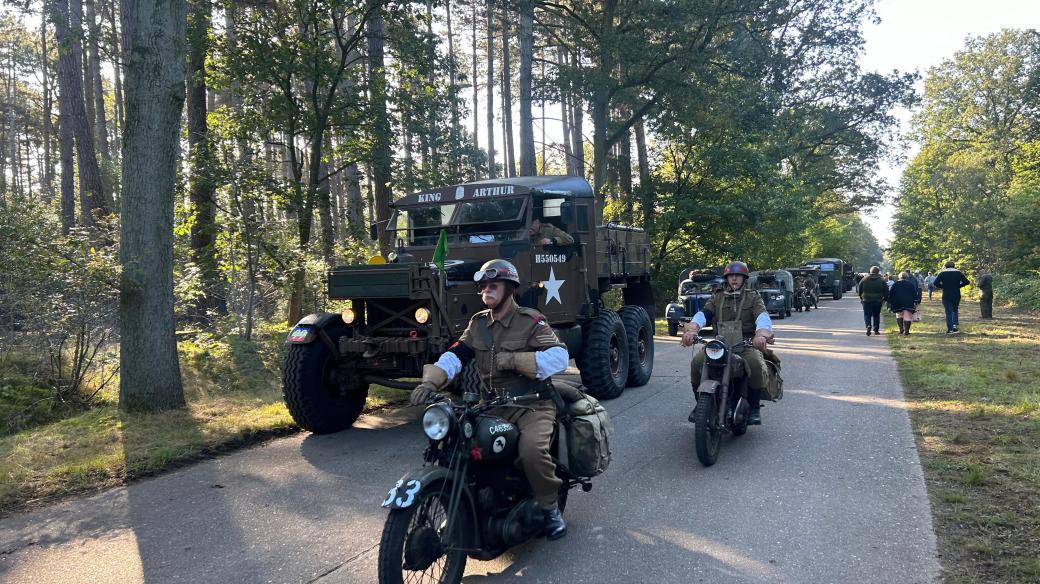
[{"x1": 0, "y1": 297, "x2": 939, "y2": 583}]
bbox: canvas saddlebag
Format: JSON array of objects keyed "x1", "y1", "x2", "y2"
[{"x1": 552, "y1": 380, "x2": 613, "y2": 478}]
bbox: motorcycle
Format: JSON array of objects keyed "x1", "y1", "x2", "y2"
[
  {"x1": 689, "y1": 335, "x2": 777, "y2": 466},
  {"x1": 377, "y1": 391, "x2": 589, "y2": 584}
]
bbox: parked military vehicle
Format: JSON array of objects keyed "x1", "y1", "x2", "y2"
[
  {"x1": 283, "y1": 176, "x2": 656, "y2": 433},
  {"x1": 800, "y1": 258, "x2": 848, "y2": 300},
  {"x1": 788, "y1": 266, "x2": 820, "y2": 311},
  {"x1": 749, "y1": 269, "x2": 794, "y2": 319},
  {"x1": 665, "y1": 268, "x2": 724, "y2": 336}
]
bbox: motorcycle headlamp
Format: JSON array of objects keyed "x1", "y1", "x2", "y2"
[
  {"x1": 342, "y1": 308, "x2": 356, "y2": 324},
  {"x1": 422, "y1": 403, "x2": 454, "y2": 441},
  {"x1": 705, "y1": 340, "x2": 727, "y2": 361},
  {"x1": 414, "y1": 307, "x2": 431, "y2": 324}
]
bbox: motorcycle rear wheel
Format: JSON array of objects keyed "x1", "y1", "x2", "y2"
[
  {"x1": 378, "y1": 487, "x2": 468, "y2": 584},
  {"x1": 694, "y1": 393, "x2": 721, "y2": 466}
]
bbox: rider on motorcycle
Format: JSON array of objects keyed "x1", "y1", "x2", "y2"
[
  {"x1": 680, "y1": 261, "x2": 774, "y2": 425},
  {"x1": 409, "y1": 259, "x2": 570, "y2": 540}
]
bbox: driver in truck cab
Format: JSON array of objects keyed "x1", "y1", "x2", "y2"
[
  {"x1": 529, "y1": 218, "x2": 574, "y2": 247},
  {"x1": 679, "y1": 261, "x2": 774, "y2": 425},
  {"x1": 408, "y1": 259, "x2": 571, "y2": 540}
]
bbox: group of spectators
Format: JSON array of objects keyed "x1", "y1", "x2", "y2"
[{"x1": 857, "y1": 261, "x2": 988, "y2": 336}]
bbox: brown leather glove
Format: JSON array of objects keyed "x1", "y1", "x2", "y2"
[
  {"x1": 409, "y1": 364, "x2": 448, "y2": 406},
  {"x1": 494, "y1": 351, "x2": 539, "y2": 379}
]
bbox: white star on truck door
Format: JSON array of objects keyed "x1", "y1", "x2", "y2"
[{"x1": 542, "y1": 267, "x2": 565, "y2": 304}]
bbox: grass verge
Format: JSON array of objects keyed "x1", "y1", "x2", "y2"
[
  {"x1": 887, "y1": 298, "x2": 1040, "y2": 583},
  {"x1": 0, "y1": 328, "x2": 410, "y2": 517}
]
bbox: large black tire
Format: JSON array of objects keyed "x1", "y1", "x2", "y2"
[
  {"x1": 377, "y1": 485, "x2": 468, "y2": 584},
  {"x1": 776, "y1": 308, "x2": 785, "y2": 320},
  {"x1": 668, "y1": 321, "x2": 679, "y2": 336},
  {"x1": 283, "y1": 327, "x2": 368, "y2": 434},
  {"x1": 619, "y1": 306, "x2": 654, "y2": 387},
  {"x1": 833, "y1": 289, "x2": 842, "y2": 300},
  {"x1": 579, "y1": 310, "x2": 629, "y2": 400},
  {"x1": 694, "y1": 392, "x2": 721, "y2": 466}
]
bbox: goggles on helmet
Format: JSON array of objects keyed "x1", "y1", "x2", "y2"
[{"x1": 473, "y1": 267, "x2": 514, "y2": 283}]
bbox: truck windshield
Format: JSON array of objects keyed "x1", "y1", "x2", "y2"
[{"x1": 391, "y1": 198, "x2": 527, "y2": 245}]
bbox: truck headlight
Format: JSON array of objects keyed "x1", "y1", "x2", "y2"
[
  {"x1": 342, "y1": 308, "x2": 356, "y2": 324},
  {"x1": 705, "y1": 340, "x2": 726, "y2": 361},
  {"x1": 414, "y1": 307, "x2": 430, "y2": 324},
  {"x1": 422, "y1": 403, "x2": 453, "y2": 440}
]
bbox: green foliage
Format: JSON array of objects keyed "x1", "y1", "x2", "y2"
[
  {"x1": 890, "y1": 30, "x2": 1040, "y2": 274},
  {"x1": 992, "y1": 272, "x2": 1040, "y2": 311}
]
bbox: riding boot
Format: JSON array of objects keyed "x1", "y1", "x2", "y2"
[
  {"x1": 904, "y1": 321, "x2": 912, "y2": 335},
  {"x1": 543, "y1": 508, "x2": 567, "y2": 540},
  {"x1": 866, "y1": 325, "x2": 872, "y2": 336},
  {"x1": 896, "y1": 318, "x2": 905, "y2": 334},
  {"x1": 747, "y1": 388, "x2": 762, "y2": 425}
]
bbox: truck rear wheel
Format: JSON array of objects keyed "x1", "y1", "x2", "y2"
[
  {"x1": 619, "y1": 306, "x2": 654, "y2": 387},
  {"x1": 579, "y1": 310, "x2": 629, "y2": 400},
  {"x1": 668, "y1": 321, "x2": 679, "y2": 336},
  {"x1": 283, "y1": 326, "x2": 368, "y2": 434}
]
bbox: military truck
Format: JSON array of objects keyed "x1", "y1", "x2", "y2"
[
  {"x1": 800, "y1": 258, "x2": 848, "y2": 300},
  {"x1": 283, "y1": 176, "x2": 656, "y2": 433},
  {"x1": 665, "y1": 268, "x2": 723, "y2": 336}
]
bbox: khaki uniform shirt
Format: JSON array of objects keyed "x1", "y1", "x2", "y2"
[
  {"x1": 700, "y1": 287, "x2": 768, "y2": 337},
  {"x1": 532, "y1": 222, "x2": 574, "y2": 245},
  {"x1": 459, "y1": 302, "x2": 567, "y2": 397}
]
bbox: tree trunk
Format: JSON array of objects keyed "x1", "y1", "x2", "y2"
[
  {"x1": 367, "y1": 10, "x2": 393, "y2": 255},
  {"x1": 52, "y1": 0, "x2": 109, "y2": 225},
  {"x1": 344, "y1": 161, "x2": 365, "y2": 240},
  {"x1": 118, "y1": 0, "x2": 187, "y2": 411},
  {"x1": 499, "y1": 4, "x2": 514, "y2": 177},
  {"x1": 85, "y1": 0, "x2": 109, "y2": 160},
  {"x1": 445, "y1": 0, "x2": 460, "y2": 176},
  {"x1": 472, "y1": 0, "x2": 478, "y2": 156},
  {"x1": 618, "y1": 107, "x2": 632, "y2": 221},
  {"x1": 41, "y1": 17, "x2": 55, "y2": 198},
  {"x1": 187, "y1": 0, "x2": 224, "y2": 316},
  {"x1": 471, "y1": 0, "x2": 479, "y2": 169},
  {"x1": 105, "y1": 0, "x2": 124, "y2": 150},
  {"x1": 485, "y1": 0, "x2": 496, "y2": 178},
  {"x1": 59, "y1": 105, "x2": 76, "y2": 232},
  {"x1": 569, "y1": 50, "x2": 584, "y2": 178},
  {"x1": 317, "y1": 153, "x2": 334, "y2": 263}
]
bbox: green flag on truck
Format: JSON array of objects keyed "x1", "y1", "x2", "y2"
[{"x1": 432, "y1": 229, "x2": 448, "y2": 271}]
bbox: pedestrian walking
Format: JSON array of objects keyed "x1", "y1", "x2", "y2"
[
  {"x1": 978, "y1": 269, "x2": 994, "y2": 319},
  {"x1": 933, "y1": 261, "x2": 970, "y2": 334},
  {"x1": 889, "y1": 272, "x2": 921, "y2": 335},
  {"x1": 858, "y1": 266, "x2": 888, "y2": 336},
  {"x1": 884, "y1": 272, "x2": 894, "y2": 290},
  {"x1": 925, "y1": 272, "x2": 936, "y2": 300}
]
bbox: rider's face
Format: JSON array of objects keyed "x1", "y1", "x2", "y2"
[
  {"x1": 480, "y1": 281, "x2": 508, "y2": 309},
  {"x1": 727, "y1": 274, "x2": 744, "y2": 290}
]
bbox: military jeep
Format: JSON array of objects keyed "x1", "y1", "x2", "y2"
[{"x1": 283, "y1": 176, "x2": 656, "y2": 434}]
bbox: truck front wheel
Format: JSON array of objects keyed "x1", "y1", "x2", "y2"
[
  {"x1": 283, "y1": 327, "x2": 368, "y2": 434},
  {"x1": 579, "y1": 310, "x2": 629, "y2": 400}
]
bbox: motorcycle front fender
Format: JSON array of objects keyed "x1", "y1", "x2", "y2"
[
  {"x1": 382, "y1": 464, "x2": 483, "y2": 551},
  {"x1": 696, "y1": 380, "x2": 721, "y2": 395}
]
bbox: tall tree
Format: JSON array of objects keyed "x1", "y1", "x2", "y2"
[
  {"x1": 499, "y1": 3, "x2": 514, "y2": 177},
  {"x1": 118, "y1": 0, "x2": 188, "y2": 411},
  {"x1": 517, "y1": 0, "x2": 535, "y2": 175},
  {"x1": 368, "y1": 7, "x2": 394, "y2": 257},
  {"x1": 186, "y1": 0, "x2": 223, "y2": 315},
  {"x1": 49, "y1": 0, "x2": 108, "y2": 225},
  {"x1": 484, "y1": 0, "x2": 495, "y2": 177}
]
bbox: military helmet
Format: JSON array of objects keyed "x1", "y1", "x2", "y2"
[
  {"x1": 473, "y1": 259, "x2": 521, "y2": 287},
  {"x1": 723, "y1": 261, "x2": 750, "y2": 279}
]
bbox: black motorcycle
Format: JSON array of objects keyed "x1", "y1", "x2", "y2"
[
  {"x1": 377, "y1": 392, "x2": 588, "y2": 584},
  {"x1": 689, "y1": 335, "x2": 769, "y2": 466}
]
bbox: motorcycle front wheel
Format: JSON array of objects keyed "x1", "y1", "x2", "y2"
[
  {"x1": 378, "y1": 486, "x2": 468, "y2": 584},
  {"x1": 694, "y1": 392, "x2": 722, "y2": 466}
]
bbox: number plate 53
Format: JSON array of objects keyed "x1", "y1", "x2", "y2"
[{"x1": 381, "y1": 479, "x2": 422, "y2": 509}]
